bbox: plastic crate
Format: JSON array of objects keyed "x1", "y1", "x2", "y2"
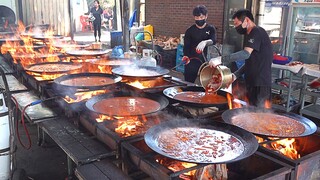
[{"x1": 110, "y1": 31, "x2": 122, "y2": 48}]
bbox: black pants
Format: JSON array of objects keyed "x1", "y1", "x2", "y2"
[
  {"x1": 184, "y1": 60, "x2": 202, "y2": 83},
  {"x1": 246, "y1": 86, "x2": 271, "y2": 107},
  {"x1": 93, "y1": 20, "x2": 101, "y2": 41}
]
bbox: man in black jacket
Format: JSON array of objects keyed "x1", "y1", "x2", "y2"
[{"x1": 182, "y1": 5, "x2": 217, "y2": 83}]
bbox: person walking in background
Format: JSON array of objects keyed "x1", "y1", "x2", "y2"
[
  {"x1": 182, "y1": 5, "x2": 217, "y2": 83},
  {"x1": 90, "y1": 0, "x2": 103, "y2": 42},
  {"x1": 209, "y1": 9, "x2": 273, "y2": 107}
]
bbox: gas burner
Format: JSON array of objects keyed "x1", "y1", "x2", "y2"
[
  {"x1": 121, "y1": 137, "x2": 292, "y2": 180},
  {"x1": 256, "y1": 132, "x2": 320, "y2": 180}
]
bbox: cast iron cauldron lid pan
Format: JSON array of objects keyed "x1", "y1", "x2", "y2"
[
  {"x1": 86, "y1": 91, "x2": 169, "y2": 116},
  {"x1": 145, "y1": 118, "x2": 258, "y2": 164},
  {"x1": 24, "y1": 62, "x2": 82, "y2": 74},
  {"x1": 54, "y1": 72, "x2": 122, "y2": 89},
  {"x1": 222, "y1": 107, "x2": 317, "y2": 138},
  {"x1": 163, "y1": 85, "x2": 231, "y2": 108},
  {"x1": 112, "y1": 66, "x2": 170, "y2": 78}
]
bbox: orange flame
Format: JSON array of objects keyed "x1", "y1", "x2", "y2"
[
  {"x1": 96, "y1": 114, "x2": 114, "y2": 122},
  {"x1": 156, "y1": 157, "x2": 197, "y2": 178},
  {"x1": 264, "y1": 100, "x2": 272, "y2": 109},
  {"x1": 2, "y1": 21, "x2": 64, "y2": 68},
  {"x1": 227, "y1": 93, "x2": 242, "y2": 109},
  {"x1": 126, "y1": 78, "x2": 169, "y2": 89},
  {"x1": 97, "y1": 114, "x2": 159, "y2": 138},
  {"x1": 114, "y1": 115, "x2": 148, "y2": 137},
  {"x1": 31, "y1": 72, "x2": 66, "y2": 81},
  {"x1": 270, "y1": 138, "x2": 300, "y2": 159},
  {"x1": 64, "y1": 89, "x2": 109, "y2": 103},
  {"x1": 256, "y1": 136, "x2": 300, "y2": 160},
  {"x1": 127, "y1": 80, "x2": 151, "y2": 89},
  {"x1": 115, "y1": 118, "x2": 144, "y2": 137}
]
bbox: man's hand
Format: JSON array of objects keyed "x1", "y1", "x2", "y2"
[
  {"x1": 181, "y1": 56, "x2": 190, "y2": 65},
  {"x1": 196, "y1": 40, "x2": 212, "y2": 53},
  {"x1": 208, "y1": 56, "x2": 222, "y2": 67}
]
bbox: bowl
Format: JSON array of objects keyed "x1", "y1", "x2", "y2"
[{"x1": 273, "y1": 55, "x2": 292, "y2": 65}]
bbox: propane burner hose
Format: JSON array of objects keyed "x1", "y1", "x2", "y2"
[{"x1": 13, "y1": 96, "x2": 59, "y2": 149}]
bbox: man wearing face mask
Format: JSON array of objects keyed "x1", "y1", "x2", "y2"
[
  {"x1": 209, "y1": 9, "x2": 273, "y2": 107},
  {"x1": 182, "y1": 5, "x2": 217, "y2": 83}
]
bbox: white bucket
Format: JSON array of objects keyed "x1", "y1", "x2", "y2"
[{"x1": 0, "y1": 93, "x2": 10, "y2": 180}]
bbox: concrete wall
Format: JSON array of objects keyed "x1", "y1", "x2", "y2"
[{"x1": 145, "y1": 0, "x2": 225, "y2": 43}]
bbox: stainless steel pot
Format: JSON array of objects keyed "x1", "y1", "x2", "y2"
[{"x1": 199, "y1": 65, "x2": 232, "y2": 91}]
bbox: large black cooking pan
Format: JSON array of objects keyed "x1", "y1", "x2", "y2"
[
  {"x1": 163, "y1": 86, "x2": 232, "y2": 108},
  {"x1": 145, "y1": 118, "x2": 258, "y2": 164},
  {"x1": 86, "y1": 91, "x2": 169, "y2": 116},
  {"x1": 31, "y1": 34, "x2": 64, "y2": 40},
  {"x1": 11, "y1": 52, "x2": 62, "y2": 60},
  {"x1": 112, "y1": 66, "x2": 170, "y2": 79},
  {"x1": 222, "y1": 107, "x2": 317, "y2": 138},
  {"x1": 65, "y1": 49, "x2": 111, "y2": 57},
  {"x1": 53, "y1": 43, "x2": 90, "y2": 49},
  {"x1": 24, "y1": 62, "x2": 82, "y2": 74},
  {"x1": 53, "y1": 73, "x2": 122, "y2": 90},
  {"x1": 90, "y1": 58, "x2": 134, "y2": 67}
]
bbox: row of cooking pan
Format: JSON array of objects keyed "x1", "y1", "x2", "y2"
[
  {"x1": 22, "y1": 61, "x2": 317, "y2": 165},
  {"x1": 49, "y1": 65, "x2": 317, "y2": 138}
]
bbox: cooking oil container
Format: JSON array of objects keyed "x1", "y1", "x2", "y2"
[
  {"x1": 0, "y1": 93, "x2": 10, "y2": 180},
  {"x1": 144, "y1": 24, "x2": 153, "y2": 41}
]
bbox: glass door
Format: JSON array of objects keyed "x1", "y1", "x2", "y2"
[
  {"x1": 261, "y1": 5, "x2": 290, "y2": 55},
  {"x1": 286, "y1": 3, "x2": 320, "y2": 64}
]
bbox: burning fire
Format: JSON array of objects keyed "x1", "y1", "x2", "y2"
[
  {"x1": 96, "y1": 114, "x2": 160, "y2": 138},
  {"x1": 227, "y1": 93, "x2": 242, "y2": 109},
  {"x1": 31, "y1": 72, "x2": 67, "y2": 81},
  {"x1": 156, "y1": 157, "x2": 197, "y2": 179},
  {"x1": 256, "y1": 136, "x2": 301, "y2": 160},
  {"x1": 157, "y1": 157, "x2": 228, "y2": 180},
  {"x1": 115, "y1": 117, "x2": 145, "y2": 137},
  {"x1": 113, "y1": 115, "x2": 150, "y2": 138},
  {"x1": 126, "y1": 77, "x2": 170, "y2": 89},
  {"x1": 127, "y1": 80, "x2": 151, "y2": 89},
  {"x1": 2, "y1": 21, "x2": 62, "y2": 67},
  {"x1": 64, "y1": 89, "x2": 109, "y2": 103},
  {"x1": 271, "y1": 138, "x2": 300, "y2": 159},
  {"x1": 96, "y1": 115, "x2": 147, "y2": 138},
  {"x1": 97, "y1": 64, "x2": 112, "y2": 74}
]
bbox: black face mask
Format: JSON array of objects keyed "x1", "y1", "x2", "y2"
[
  {"x1": 195, "y1": 19, "x2": 206, "y2": 27},
  {"x1": 235, "y1": 24, "x2": 247, "y2": 34}
]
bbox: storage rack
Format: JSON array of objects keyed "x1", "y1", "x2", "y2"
[
  {"x1": 271, "y1": 64, "x2": 304, "y2": 112},
  {"x1": 299, "y1": 66, "x2": 320, "y2": 119}
]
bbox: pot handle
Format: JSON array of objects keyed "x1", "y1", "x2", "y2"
[{"x1": 197, "y1": 62, "x2": 209, "y2": 76}]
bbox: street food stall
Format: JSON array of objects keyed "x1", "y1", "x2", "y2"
[{"x1": 1, "y1": 1, "x2": 320, "y2": 180}]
